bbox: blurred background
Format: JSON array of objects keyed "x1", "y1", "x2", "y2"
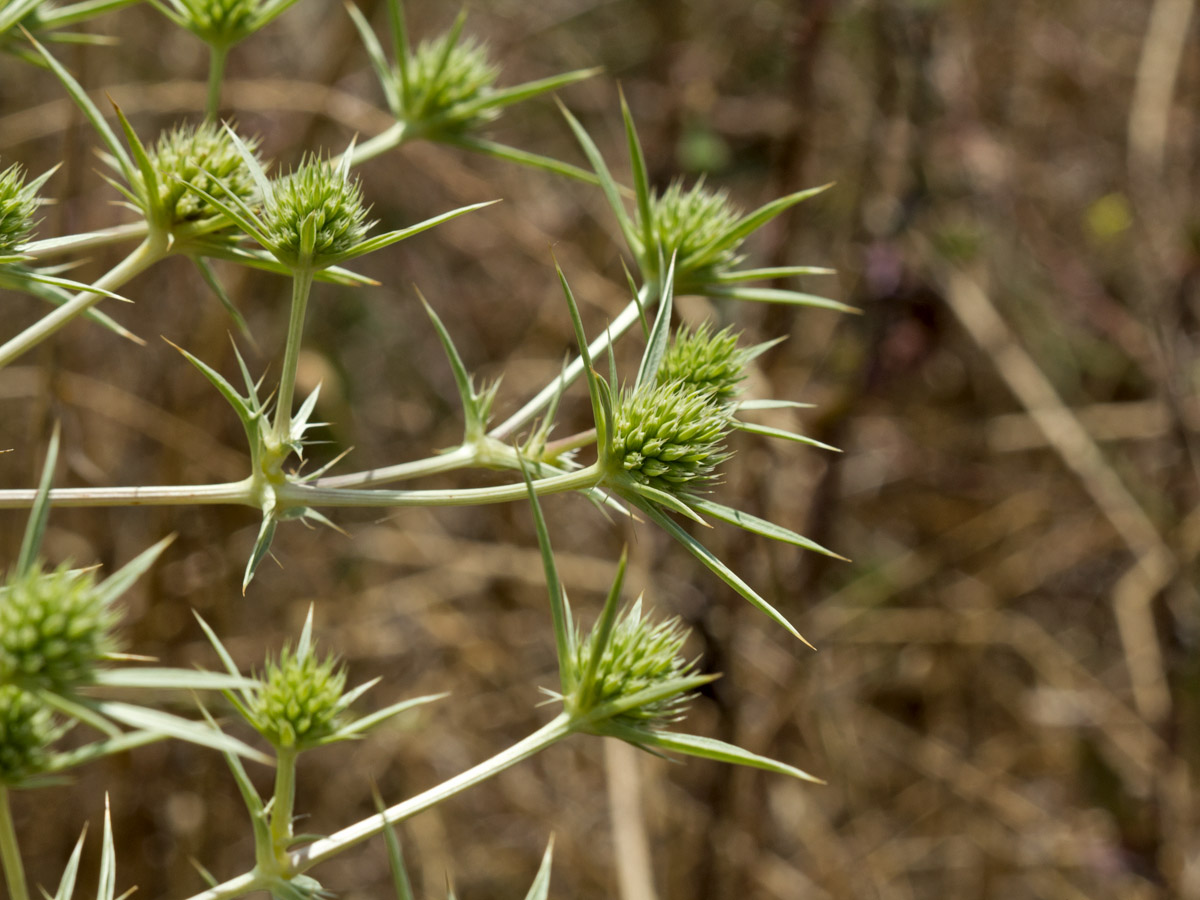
[{"x1": 2, "y1": 0, "x2": 1199, "y2": 897}]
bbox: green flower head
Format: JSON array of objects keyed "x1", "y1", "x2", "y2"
[
  {"x1": 260, "y1": 154, "x2": 372, "y2": 268},
  {"x1": 569, "y1": 597, "x2": 696, "y2": 728},
  {"x1": 610, "y1": 381, "x2": 732, "y2": 495},
  {"x1": 0, "y1": 564, "x2": 116, "y2": 693},
  {"x1": 0, "y1": 686, "x2": 59, "y2": 786},
  {"x1": 155, "y1": 0, "x2": 299, "y2": 50},
  {"x1": 0, "y1": 162, "x2": 41, "y2": 258},
  {"x1": 403, "y1": 32, "x2": 501, "y2": 138},
  {"x1": 658, "y1": 323, "x2": 752, "y2": 405},
  {"x1": 138, "y1": 120, "x2": 262, "y2": 227},
  {"x1": 637, "y1": 179, "x2": 742, "y2": 285},
  {"x1": 180, "y1": 0, "x2": 258, "y2": 45},
  {"x1": 248, "y1": 643, "x2": 348, "y2": 749}
]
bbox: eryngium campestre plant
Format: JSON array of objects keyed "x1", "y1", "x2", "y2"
[
  {"x1": 404, "y1": 32, "x2": 500, "y2": 138},
  {"x1": 0, "y1": 685, "x2": 59, "y2": 786},
  {"x1": 658, "y1": 323, "x2": 753, "y2": 405},
  {"x1": 0, "y1": 162, "x2": 39, "y2": 258},
  {"x1": 259, "y1": 154, "x2": 372, "y2": 268},
  {"x1": 567, "y1": 597, "x2": 695, "y2": 728},
  {"x1": 0, "y1": 564, "x2": 116, "y2": 693},
  {"x1": 136, "y1": 120, "x2": 261, "y2": 226},
  {"x1": 248, "y1": 643, "x2": 348, "y2": 749},
  {"x1": 609, "y1": 381, "x2": 732, "y2": 495}
]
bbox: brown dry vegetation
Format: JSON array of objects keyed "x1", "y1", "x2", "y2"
[{"x1": 2, "y1": 0, "x2": 1199, "y2": 898}]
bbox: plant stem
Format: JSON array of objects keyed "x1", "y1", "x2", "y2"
[
  {"x1": 314, "y1": 443, "x2": 478, "y2": 489},
  {"x1": 271, "y1": 267, "x2": 316, "y2": 451},
  {"x1": 270, "y1": 747, "x2": 298, "y2": 867},
  {"x1": 0, "y1": 478, "x2": 257, "y2": 509},
  {"x1": 292, "y1": 713, "x2": 574, "y2": 872},
  {"x1": 279, "y1": 463, "x2": 603, "y2": 510},
  {"x1": 348, "y1": 122, "x2": 410, "y2": 166},
  {"x1": 0, "y1": 233, "x2": 167, "y2": 369},
  {"x1": 205, "y1": 44, "x2": 229, "y2": 121},
  {"x1": 490, "y1": 280, "x2": 658, "y2": 441},
  {"x1": 0, "y1": 786, "x2": 30, "y2": 900}
]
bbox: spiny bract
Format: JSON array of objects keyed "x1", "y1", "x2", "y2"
[
  {"x1": 610, "y1": 380, "x2": 732, "y2": 494},
  {"x1": 0, "y1": 564, "x2": 116, "y2": 693},
  {"x1": 248, "y1": 644, "x2": 347, "y2": 749},
  {"x1": 569, "y1": 598, "x2": 695, "y2": 728}
]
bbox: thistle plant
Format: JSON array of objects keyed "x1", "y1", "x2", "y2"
[
  {"x1": 346, "y1": 0, "x2": 599, "y2": 175},
  {"x1": 0, "y1": 3, "x2": 850, "y2": 896}
]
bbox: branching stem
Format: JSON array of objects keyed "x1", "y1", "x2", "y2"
[
  {"x1": 271, "y1": 267, "x2": 316, "y2": 451},
  {"x1": 0, "y1": 233, "x2": 167, "y2": 369}
]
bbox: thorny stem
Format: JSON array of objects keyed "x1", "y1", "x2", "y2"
[
  {"x1": 489, "y1": 280, "x2": 658, "y2": 441},
  {"x1": 0, "y1": 233, "x2": 168, "y2": 369},
  {"x1": 205, "y1": 44, "x2": 230, "y2": 122},
  {"x1": 347, "y1": 121, "x2": 410, "y2": 166},
  {"x1": 292, "y1": 713, "x2": 574, "y2": 872},
  {"x1": 271, "y1": 267, "x2": 317, "y2": 452},
  {"x1": 0, "y1": 479, "x2": 257, "y2": 509},
  {"x1": 278, "y1": 463, "x2": 603, "y2": 511},
  {"x1": 179, "y1": 715, "x2": 574, "y2": 900},
  {"x1": 314, "y1": 442, "x2": 480, "y2": 489},
  {"x1": 0, "y1": 465, "x2": 600, "y2": 511},
  {"x1": 0, "y1": 786, "x2": 30, "y2": 900}
]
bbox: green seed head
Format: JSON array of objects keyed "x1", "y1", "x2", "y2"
[
  {"x1": 178, "y1": 0, "x2": 259, "y2": 46},
  {"x1": 637, "y1": 179, "x2": 742, "y2": 283},
  {"x1": 611, "y1": 381, "x2": 732, "y2": 494},
  {"x1": 248, "y1": 644, "x2": 347, "y2": 749},
  {"x1": 0, "y1": 564, "x2": 115, "y2": 693},
  {"x1": 403, "y1": 33, "x2": 501, "y2": 137},
  {"x1": 657, "y1": 323, "x2": 751, "y2": 405},
  {"x1": 570, "y1": 598, "x2": 695, "y2": 728},
  {"x1": 261, "y1": 155, "x2": 371, "y2": 267},
  {"x1": 141, "y1": 121, "x2": 261, "y2": 226},
  {"x1": 0, "y1": 163, "x2": 40, "y2": 257},
  {"x1": 0, "y1": 686, "x2": 59, "y2": 785}
]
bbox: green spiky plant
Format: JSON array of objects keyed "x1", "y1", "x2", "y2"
[{"x1": 0, "y1": 0, "x2": 848, "y2": 896}]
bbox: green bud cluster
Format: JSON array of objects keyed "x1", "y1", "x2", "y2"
[
  {"x1": 0, "y1": 162, "x2": 39, "y2": 257},
  {"x1": 248, "y1": 644, "x2": 347, "y2": 749},
  {"x1": 570, "y1": 598, "x2": 694, "y2": 728},
  {"x1": 260, "y1": 155, "x2": 371, "y2": 267},
  {"x1": 637, "y1": 179, "x2": 741, "y2": 281},
  {"x1": 404, "y1": 33, "x2": 500, "y2": 136},
  {"x1": 0, "y1": 685, "x2": 59, "y2": 785},
  {"x1": 0, "y1": 565, "x2": 115, "y2": 693},
  {"x1": 141, "y1": 121, "x2": 261, "y2": 226},
  {"x1": 657, "y1": 323, "x2": 751, "y2": 405},
  {"x1": 176, "y1": 0, "x2": 260, "y2": 47},
  {"x1": 611, "y1": 380, "x2": 732, "y2": 494}
]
